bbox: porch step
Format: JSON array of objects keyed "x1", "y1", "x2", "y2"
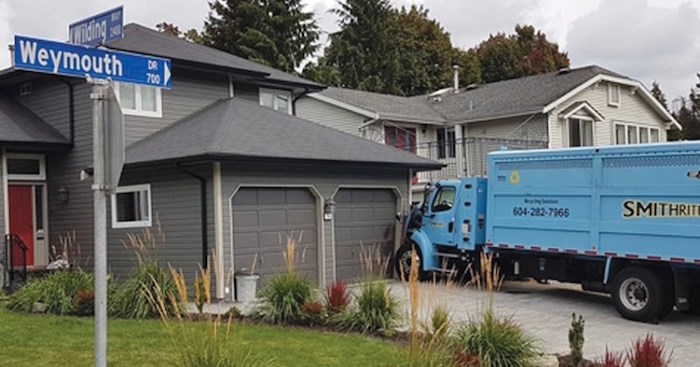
[{"x1": 436, "y1": 252, "x2": 463, "y2": 259}]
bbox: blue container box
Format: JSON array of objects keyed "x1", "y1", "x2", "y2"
[{"x1": 486, "y1": 142, "x2": 700, "y2": 264}]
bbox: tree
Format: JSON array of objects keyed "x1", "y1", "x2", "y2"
[
  {"x1": 304, "y1": 3, "x2": 480, "y2": 96},
  {"x1": 474, "y1": 25, "x2": 569, "y2": 83},
  {"x1": 650, "y1": 81, "x2": 683, "y2": 141},
  {"x1": 307, "y1": 0, "x2": 401, "y2": 94},
  {"x1": 201, "y1": 0, "x2": 319, "y2": 72},
  {"x1": 156, "y1": 22, "x2": 204, "y2": 43}
]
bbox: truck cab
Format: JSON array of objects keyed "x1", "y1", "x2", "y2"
[{"x1": 395, "y1": 177, "x2": 487, "y2": 280}]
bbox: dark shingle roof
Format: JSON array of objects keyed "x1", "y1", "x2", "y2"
[
  {"x1": 106, "y1": 24, "x2": 323, "y2": 89},
  {"x1": 126, "y1": 97, "x2": 442, "y2": 170},
  {"x1": 420, "y1": 66, "x2": 628, "y2": 122},
  {"x1": 313, "y1": 66, "x2": 632, "y2": 124},
  {"x1": 0, "y1": 97, "x2": 70, "y2": 146},
  {"x1": 317, "y1": 87, "x2": 445, "y2": 123}
]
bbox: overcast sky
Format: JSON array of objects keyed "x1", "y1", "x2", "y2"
[{"x1": 1, "y1": 0, "x2": 698, "y2": 105}]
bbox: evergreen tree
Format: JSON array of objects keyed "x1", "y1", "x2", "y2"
[{"x1": 202, "y1": 0, "x2": 319, "y2": 72}]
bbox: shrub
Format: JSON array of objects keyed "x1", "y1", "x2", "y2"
[
  {"x1": 596, "y1": 347, "x2": 625, "y2": 367},
  {"x1": 626, "y1": 333, "x2": 673, "y2": 367},
  {"x1": 341, "y1": 281, "x2": 400, "y2": 334},
  {"x1": 456, "y1": 308, "x2": 539, "y2": 367},
  {"x1": 569, "y1": 313, "x2": 585, "y2": 366},
  {"x1": 7, "y1": 269, "x2": 94, "y2": 315},
  {"x1": 110, "y1": 261, "x2": 177, "y2": 319},
  {"x1": 431, "y1": 306, "x2": 451, "y2": 340},
  {"x1": 301, "y1": 300, "x2": 326, "y2": 326},
  {"x1": 257, "y1": 272, "x2": 313, "y2": 325},
  {"x1": 325, "y1": 280, "x2": 351, "y2": 314}
]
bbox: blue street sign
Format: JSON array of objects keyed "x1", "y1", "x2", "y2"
[
  {"x1": 69, "y1": 6, "x2": 124, "y2": 46},
  {"x1": 14, "y1": 35, "x2": 172, "y2": 89}
]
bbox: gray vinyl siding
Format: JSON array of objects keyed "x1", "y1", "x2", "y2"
[
  {"x1": 107, "y1": 164, "x2": 214, "y2": 285},
  {"x1": 14, "y1": 79, "x2": 95, "y2": 267},
  {"x1": 220, "y1": 162, "x2": 409, "y2": 294},
  {"x1": 0, "y1": 152, "x2": 4, "y2": 260},
  {"x1": 296, "y1": 96, "x2": 367, "y2": 136},
  {"x1": 13, "y1": 77, "x2": 72, "y2": 139},
  {"x1": 466, "y1": 114, "x2": 548, "y2": 141},
  {"x1": 233, "y1": 83, "x2": 260, "y2": 103},
  {"x1": 125, "y1": 69, "x2": 230, "y2": 145}
]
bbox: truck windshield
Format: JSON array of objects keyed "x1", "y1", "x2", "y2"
[{"x1": 431, "y1": 186, "x2": 456, "y2": 212}]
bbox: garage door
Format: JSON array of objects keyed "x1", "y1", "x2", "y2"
[
  {"x1": 334, "y1": 189, "x2": 398, "y2": 282},
  {"x1": 232, "y1": 187, "x2": 318, "y2": 285}
]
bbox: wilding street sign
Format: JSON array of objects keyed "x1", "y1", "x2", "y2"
[{"x1": 69, "y1": 6, "x2": 124, "y2": 46}]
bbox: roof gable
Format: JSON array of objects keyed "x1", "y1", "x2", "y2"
[{"x1": 0, "y1": 97, "x2": 70, "y2": 146}]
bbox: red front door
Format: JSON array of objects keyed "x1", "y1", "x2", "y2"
[{"x1": 9, "y1": 185, "x2": 34, "y2": 267}]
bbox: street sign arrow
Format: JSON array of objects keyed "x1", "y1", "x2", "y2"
[{"x1": 14, "y1": 35, "x2": 172, "y2": 89}]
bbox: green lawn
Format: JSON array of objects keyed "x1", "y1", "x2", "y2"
[{"x1": 0, "y1": 307, "x2": 403, "y2": 366}]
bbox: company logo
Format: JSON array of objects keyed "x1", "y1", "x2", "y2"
[
  {"x1": 688, "y1": 171, "x2": 700, "y2": 180},
  {"x1": 622, "y1": 200, "x2": 700, "y2": 218},
  {"x1": 509, "y1": 171, "x2": 521, "y2": 185}
]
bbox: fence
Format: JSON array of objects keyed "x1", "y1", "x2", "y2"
[{"x1": 416, "y1": 137, "x2": 548, "y2": 182}]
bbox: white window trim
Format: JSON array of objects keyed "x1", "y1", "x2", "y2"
[
  {"x1": 608, "y1": 84, "x2": 621, "y2": 107},
  {"x1": 613, "y1": 121, "x2": 661, "y2": 145},
  {"x1": 566, "y1": 116, "x2": 595, "y2": 147},
  {"x1": 6, "y1": 153, "x2": 46, "y2": 180},
  {"x1": 111, "y1": 184, "x2": 153, "y2": 229},
  {"x1": 113, "y1": 83, "x2": 163, "y2": 118},
  {"x1": 259, "y1": 88, "x2": 293, "y2": 114}
]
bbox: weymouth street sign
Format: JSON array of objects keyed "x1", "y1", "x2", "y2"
[
  {"x1": 69, "y1": 6, "x2": 124, "y2": 46},
  {"x1": 14, "y1": 35, "x2": 171, "y2": 89}
]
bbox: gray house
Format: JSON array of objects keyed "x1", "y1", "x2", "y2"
[
  {"x1": 297, "y1": 66, "x2": 681, "y2": 192},
  {"x1": 0, "y1": 24, "x2": 440, "y2": 298}
]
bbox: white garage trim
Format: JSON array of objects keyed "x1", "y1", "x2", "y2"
[
  {"x1": 213, "y1": 162, "x2": 224, "y2": 299},
  {"x1": 330, "y1": 185, "x2": 404, "y2": 282},
  {"x1": 227, "y1": 184, "x2": 325, "y2": 299}
]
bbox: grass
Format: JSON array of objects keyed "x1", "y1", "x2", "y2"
[{"x1": 0, "y1": 307, "x2": 402, "y2": 367}]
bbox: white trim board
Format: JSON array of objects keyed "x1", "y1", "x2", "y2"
[{"x1": 543, "y1": 74, "x2": 682, "y2": 130}]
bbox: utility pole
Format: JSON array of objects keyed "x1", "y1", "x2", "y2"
[{"x1": 90, "y1": 80, "x2": 109, "y2": 367}]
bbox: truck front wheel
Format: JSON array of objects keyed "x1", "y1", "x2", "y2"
[
  {"x1": 611, "y1": 267, "x2": 672, "y2": 323},
  {"x1": 395, "y1": 242, "x2": 428, "y2": 282}
]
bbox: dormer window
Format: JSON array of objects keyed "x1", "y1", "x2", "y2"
[
  {"x1": 608, "y1": 84, "x2": 621, "y2": 107},
  {"x1": 259, "y1": 88, "x2": 292, "y2": 114}
]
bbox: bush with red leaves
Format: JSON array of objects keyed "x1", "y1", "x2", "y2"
[
  {"x1": 627, "y1": 333, "x2": 673, "y2": 367},
  {"x1": 325, "y1": 280, "x2": 351, "y2": 314}
]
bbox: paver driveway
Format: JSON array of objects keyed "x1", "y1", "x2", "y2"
[{"x1": 388, "y1": 280, "x2": 700, "y2": 366}]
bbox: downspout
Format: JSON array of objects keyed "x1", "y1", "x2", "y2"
[
  {"x1": 292, "y1": 87, "x2": 310, "y2": 116},
  {"x1": 58, "y1": 78, "x2": 75, "y2": 145},
  {"x1": 177, "y1": 163, "x2": 208, "y2": 269}
]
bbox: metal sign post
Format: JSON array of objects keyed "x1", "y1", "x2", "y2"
[{"x1": 90, "y1": 80, "x2": 109, "y2": 367}]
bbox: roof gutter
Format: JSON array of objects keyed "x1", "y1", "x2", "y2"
[
  {"x1": 176, "y1": 163, "x2": 209, "y2": 269},
  {"x1": 57, "y1": 78, "x2": 75, "y2": 145},
  {"x1": 449, "y1": 110, "x2": 543, "y2": 125}
]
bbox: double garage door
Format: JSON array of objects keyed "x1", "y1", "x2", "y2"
[{"x1": 232, "y1": 187, "x2": 397, "y2": 285}]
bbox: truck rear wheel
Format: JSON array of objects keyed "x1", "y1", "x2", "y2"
[
  {"x1": 395, "y1": 242, "x2": 428, "y2": 282},
  {"x1": 611, "y1": 267, "x2": 672, "y2": 323}
]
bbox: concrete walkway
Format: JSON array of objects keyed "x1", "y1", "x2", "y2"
[{"x1": 388, "y1": 280, "x2": 700, "y2": 366}]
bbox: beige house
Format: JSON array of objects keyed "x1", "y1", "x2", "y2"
[{"x1": 297, "y1": 65, "x2": 681, "y2": 195}]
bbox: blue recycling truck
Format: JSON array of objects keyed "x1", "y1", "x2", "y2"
[{"x1": 395, "y1": 142, "x2": 700, "y2": 322}]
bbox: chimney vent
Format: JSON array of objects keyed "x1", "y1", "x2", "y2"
[{"x1": 453, "y1": 65, "x2": 459, "y2": 93}]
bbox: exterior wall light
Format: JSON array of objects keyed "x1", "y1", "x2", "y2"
[
  {"x1": 58, "y1": 186, "x2": 70, "y2": 203},
  {"x1": 323, "y1": 198, "x2": 336, "y2": 221}
]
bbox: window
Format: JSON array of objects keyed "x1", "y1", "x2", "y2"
[
  {"x1": 436, "y1": 128, "x2": 456, "y2": 159},
  {"x1": 614, "y1": 122, "x2": 661, "y2": 145},
  {"x1": 114, "y1": 83, "x2": 162, "y2": 117},
  {"x1": 259, "y1": 88, "x2": 292, "y2": 114},
  {"x1": 431, "y1": 186, "x2": 455, "y2": 213},
  {"x1": 384, "y1": 126, "x2": 416, "y2": 153},
  {"x1": 608, "y1": 84, "x2": 621, "y2": 107},
  {"x1": 568, "y1": 118, "x2": 594, "y2": 147},
  {"x1": 111, "y1": 184, "x2": 152, "y2": 228},
  {"x1": 6, "y1": 153, "x2": 45, "y2": 180}
]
